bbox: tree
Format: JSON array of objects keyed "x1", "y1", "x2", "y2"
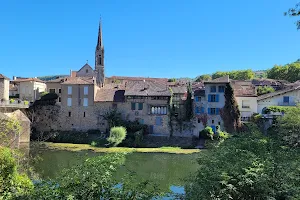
[
  {"x1": 267, "y1": 62, "x2": 300, "y2": 82},
  {"x1": 220, "y1": 83, "x2": 241, "y2": 132},
  {"x1": 195, "y1": 74, "x2": 212, "y2": 82},
  {"x1": 185, "y1": 82, "x2": 193, "y2": 120},
  {"x1": 285, "y1": 2, "x2": 300, "y2": 29},
  {"x1": 257, "y1": 86, "x2": 275, "y2": 96},
  {"x1": 185, "y1": 127, "x2": 300, "y2": 200},
  {"x1": 212, "y1": 70, "x2": 254, "y2": 80},
  {"x1": 107, "y1": 126, "x2": 127, "y2": 146},
  {"x1": 167, "y1": 78, "x2": 176, "y2": 82}
]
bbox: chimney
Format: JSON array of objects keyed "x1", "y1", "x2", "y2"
[
  {"x1": 70, "y1": 69, "x2": 72, "y2": 77},
  {"x1": 13, "y1": 76, "x2": 16, "y2": 80}
]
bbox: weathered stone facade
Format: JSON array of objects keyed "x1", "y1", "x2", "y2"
[{"x1": 0, "y1": 75, "x2": 9, "y2": 101}]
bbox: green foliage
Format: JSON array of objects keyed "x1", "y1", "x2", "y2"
[
  {"x1": 107, "y1": 126, "x2": 127, "y2": 147},
  {"x1": 103, "y1": 109, "x2": 124, "y2": 129},
  {"x1": 167, "y1": 78, "x2": 176, "y2": 82},
  {"x1": 265, "y1": 106, "x2": 297, "y2": 114},
  {"x1": 9, "y1": 99, "x2": 15, "y2": 103},
  {"x1": 275, "y1": 106, "x2": 300, "y2": 148},
  {"x1": 220, "y1": 83, "x2": 241, "y2": 132},
  {"x1": 284, "y1": 2, "x2": 300, "y2": 29},
  {"x1": 0, "y1": 147, "x2": 33, "y2": 199},
  {"x1": 257, "y1": 86, "x2": 275, "y2": 96},
  {"x1": 195, "y1": 74, "x2": 212, "y2": 82},
  {"x1": 37, "y1": 75, "x2": 68, "y2": 81},
  {"x1": 212, "y1": 69, "x2": 254, "y2": 80},
  {"x1": 40, "y1": 91, "x2": 49, "y2": 97},
  {"x1": 267, "y1": 62, "x2": 300, "y2": 82},
  {"x1": 24, "y1": 100, "x2": 29, "y2": 105},
  {"x1": 185, "y1": 83, "x2": 193, "y2": 120},
  {"x1": 0, "y1": 117, "x2": 22, "y2": 147},
  {"x1": 199, "y1": 126, "x2": 214, "y2": 139},
  {"x1": 90, "y1": 141, "x2": 97, "y2": 147},
  {"x1": 185, "y1": 127, "x2": 300, "y2": 200}
]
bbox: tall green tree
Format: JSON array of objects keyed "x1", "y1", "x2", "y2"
[
  {"x1": 220, "y1": 83, "x2": 241, "y2": 132},
  {"x1": 185, "y1": 82, "x2": 193, "y2": 120},
  {"x1": 195, "y1": 74, "x2": 212, "y2": 82},
  {"x1": 267, "y1": 62, "x2": 300, "y2": 82},
  {"x1": 285, "y1": 2, "x2": 300, "y2": 29},
  {"x1": 212, "y1": 70, "x2": 254, "y2": 80}
]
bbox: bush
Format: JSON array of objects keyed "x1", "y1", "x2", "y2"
[
  {"x1": 9, "y1": 99, "x2": 15, "y2": 103},
  {"x1": 107, "y1": 126, "x2": 127, "y2": 147},
  {"x1": 24, "y1": 101, "x2": 29, "y2": 105},
  {"x1": 199, "y1": 126, "x2": 214, "y2": 139},
  {"x1": 91, "y1": 141, "x2": 97, "y2": 147},
  {"x1": 265, "y1": 106, "x2": 296, "y2": 114}
]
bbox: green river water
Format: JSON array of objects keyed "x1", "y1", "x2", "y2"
[{"x1": 30, "y1": 146, "x2": 200, "y2": 198}]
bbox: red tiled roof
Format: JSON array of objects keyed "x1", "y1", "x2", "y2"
[
  {"x1": 124, "y1": 81, "x2": 171, "y2": 96},
  {"x1": 231, "y1": 80, "x2": 257, "y2": 97},
  {"x1": 204, "y1": 75, "x2": 230, "y2": 84},
  {"x1": 11, "y1": 78, "x2": 44, "y2": 83},
  {"x1": 108, "y1": 76, "x2": 168, "y2": 83}
]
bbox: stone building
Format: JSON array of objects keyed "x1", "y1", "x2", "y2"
[{"x1": 0, "y1": 74, "x2": 10, "y2": 101}]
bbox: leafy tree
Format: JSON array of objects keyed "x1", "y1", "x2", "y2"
[
  {"x1": 185, "y1": 83, "x2": 193, "y2": 120},
  {"x1": 167, "y1": 78, "x2": 176, "y2": 82},
  {"x1": 107, "y1": 126, "x2": 127, "y2": 146},
  {"x1": 195, "y1": 74, "x2": 212, "y2": 82},
  {"x1": 0, "y1": 147, "x2": 34, "y2": 199},
  {"x1": 185, "y1": 125, "x2": 300, "y2": 200},
  {"x1": 257, "y1": 86, "x2": 275, "y2": 96},
  {"x1": 285, "y1": 2, "x2": 300, "y2": 29},
  {"x1": 267, "y1": 62, "x2": 300, "y2": 82},
  {"x1": 275, "y1": 106, "x2": 300, "y2": 148},
  {"x1": 103, "y1": 109, "x2": 124, "y2": 129},
  {"x1": 212, "y1": 70, "x2": 254, "y2": 80},
  {"x1": 220, "y1": 83, "x2": 241, "y2": 132}
]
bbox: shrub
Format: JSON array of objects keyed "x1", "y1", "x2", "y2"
[
  {"x1": 107, "y1": 126, "x2": 127, "y2": 147},
  {"x1": 24, "y1": 101, "x2": 29, "y2": 105},
  {"x1": 91, "y1": 141, "x2": 97, "y2": 147},
  {"x1": 199, "y1": 126, "x2": 214, "y2": 139},
  {"x1": 9, "y1": 99, "x2": 15, "y2": 103},
  {"x1": 265, "y1": 106, "x2": 296, "y2": 114}
]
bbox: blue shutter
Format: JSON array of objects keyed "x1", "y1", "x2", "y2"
[
  {"x1": 208, "y1": 108, "x2": 211, "y2": 115},
  {"x1": 216, "y1": 108, "x2": 219, "y2": 115},
  {"x1": 208, "y1": 94, "x2": 211, "y2": 102},
  {"x1": 196, "y1": 107, "x2": 199, "y2": 114},
  {"x1": 201, "y1": 107, "x2": 204, "y2": 113},
  {"x1": 216, "y1": 94, "x2": 219, "y2": 102},
  {"x1": 195, "y1": 96, "x2": 198, "y2": 102}
]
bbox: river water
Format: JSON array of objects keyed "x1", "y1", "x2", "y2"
[{"x1": 30, "y1": 146, "x2": 199, "y2": 198}]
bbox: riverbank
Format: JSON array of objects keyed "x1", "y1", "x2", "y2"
[{"x1": 40, "y1": 142, "x2": 200, "y2": 154}]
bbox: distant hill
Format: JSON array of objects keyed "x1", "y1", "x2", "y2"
[{"x1": 38, "y1": 75, "x2": 68, "y2": 81}]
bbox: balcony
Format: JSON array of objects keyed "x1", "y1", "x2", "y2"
[
  {"x1": 0, "y1": 100, "x2": 29, "y2": 109},
  {"x1": 277, "y1": 102, "x2": 296, "y2": 106}
]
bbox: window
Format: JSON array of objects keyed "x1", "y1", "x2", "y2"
[
  {"x1": 67, "y1": 98, "x2": 72, "y2": 106},
  {"x1": 68, "y1": 86, "x2": 72, "y2": 95},
  {"x1": 84, "y1": 86, "x2": 88, "y2": 95},
  {"x1": 58, "y1": 88, "x2": 61, "y2": 93},
  {"x1": 212, "y1": 120, "x2": 214, "y2": 124},
  {"x1": 131, "y1": 102, "x2": 136, "y2": 110},
  {"x1": 242, "y1": 100, "x2": 250, "y2": 108},
  {"x1": 138, "y1": 103, "x2": 143, "y2": 110},
  {"x1": 195, "y1": 96, "x2": 199, "y2": 102},
  {"x1": 218, "y1": 86, "x2": 225, "y2": 93},
  {"x1": 83, "y1": 112, "x2": 86, "y2": 117},
  {"x1": 208, "y1": 94, "x2": 219, "y2": 102},
  {"x1": 68, "y1": 112, "x2": 71, "y2": 117},
  {"x1": 210, "y1": 86, "x2": 216, "y2": 92},
  {"x1": 155, "y1": 117, "x2": 163, "y2": 126},
  {"x1": 83, "y1": 98, "x2": 88, "y2": 106},
  {"x1": 218, "y1": 122, "x2": 221, "y2": 125},
  {"x1": 49, "y1": 89, "x2": 56, "y2": 93},
  {"x1": 86, "y1": 69, "x2": 88, "y2": 73},
  {"x1": 208, "y1": 108, "x2": 220, "y2": 115},
  {"x1": 138, "y1": 118, "x2": 144, "y2": 124},
  {"x1": 283, "y1": 96, "x2": 289, "y2": 103},
  {"x1": 195, "y1": 106, "x2": 200, "y2": 114},
  {"x1": 198, "y1": 118, "x2": 201, "y2": 123},
  {"x1": 150, "y1": 106, "x2": 167, "y2": 115},
  {"x1": 58, "y1": 97, "x2": 61, "y2": 102},
  {"x1": 201, "y1": 107, "x2": 204, "y2": 114}
]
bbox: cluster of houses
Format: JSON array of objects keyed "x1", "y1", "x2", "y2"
[{"x1": 1, "y1": 21, "x2": 300, "y2": 137}]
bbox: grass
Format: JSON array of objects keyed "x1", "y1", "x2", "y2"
[{"x1": 42, "y1": 142, "x2": 200, "y2": 154}]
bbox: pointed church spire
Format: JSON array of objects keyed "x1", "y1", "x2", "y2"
[{"x1": 96, "y1": 16, "x2": 103, "y2": 50}]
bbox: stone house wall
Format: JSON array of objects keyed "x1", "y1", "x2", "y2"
[{"x1": 0, "y1": 79, "x2": 9, "y2": 101}]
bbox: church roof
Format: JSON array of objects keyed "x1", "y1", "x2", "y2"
[{"x1": 61, "y1": 77, "x2": 94, "y2": 85}]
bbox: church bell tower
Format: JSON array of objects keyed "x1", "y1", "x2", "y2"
[{"x1": 95, "y1": 18, "x2": 105, "y2": 86}]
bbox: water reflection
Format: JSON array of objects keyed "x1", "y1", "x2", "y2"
[{"x1": 30, "y1": 145, "x2": 199, "y2": 196}]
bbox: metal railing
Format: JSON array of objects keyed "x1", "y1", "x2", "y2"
[{"x1": 0, "y1": 100, "x2": 29, "y2": 108}]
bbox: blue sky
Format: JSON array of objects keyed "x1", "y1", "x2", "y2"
[{"x1": 0, "y1": 0, "x2": 299, "y2": 79}]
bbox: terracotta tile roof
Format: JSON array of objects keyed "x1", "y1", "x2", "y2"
[
  {"x1": 257, "y1": 85, "x2": 300, "y2": 101},
  {"x1": 204, "y1": 75, "x2": 230, "y2": 84},
  {"x1": 231, "y1": 80, "x2": 257, "y2": 97},
  {"x1": 108, "y1": 76, "x2": 168, "y2": 83},
  {"x1": 0, "y1": 74, "x2": 9, "y2": 80},
  {"x1": 125, "y1": 81, "x2": 171, "y2": 96},
  {"x1": 61, "y1": 77, "x2": 95, "y2": 85},
  {"x1": 252, "y1": 78, "x2": 289, "y2": 86},
  {"x1": 170, "y1": 86, "x2": 187, "y2": 94},
  {"x1": 46, "y1": 77, "x2": 67, "y2": 83},
  {"x1": 71, "y1": 71, "x2": 77, "y2": 77},
  {"x1": 11, "y1": 78, "x2": 45, "y2": 83}
]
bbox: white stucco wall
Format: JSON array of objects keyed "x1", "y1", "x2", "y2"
[
  {"x1": 19, "y1": 81, "x2": 46, "y2": 102},
  {"x1": 236, "y1": 96, "x2": 258, "y2": 117},
  {"x1": 257, "y1": 89, "x2": 300, "y2": 113}
]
